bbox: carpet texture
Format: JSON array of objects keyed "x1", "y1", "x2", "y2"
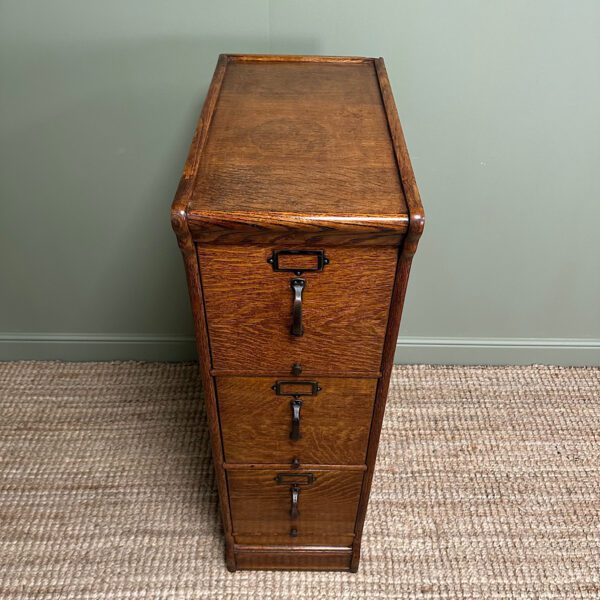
[{"x1": 0, "y1": 362, "x2": 598, "y2": 599}]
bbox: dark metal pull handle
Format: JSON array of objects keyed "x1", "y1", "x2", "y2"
[
  {"x1": 290, "y1": 398, "x2": 302, "y2": 441},
  {"x1": 290, "y1": 485, "x2": 300, "y2": 519},
  {"x1": 290, "y1": 278, "x2": 305, "y2": 337}
]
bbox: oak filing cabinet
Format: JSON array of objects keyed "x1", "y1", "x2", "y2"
[{"x1": 171, "y1": 54, "x2": 424, "y2": 572}]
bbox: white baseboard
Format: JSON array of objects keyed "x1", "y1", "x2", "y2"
[{"x1": 0, "y1": 333, "x2": 598, "y2": 366}]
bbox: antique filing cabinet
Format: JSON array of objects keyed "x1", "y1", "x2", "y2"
[{"x1": 171, "y1": 54, "x2": 424, "y2": 572}]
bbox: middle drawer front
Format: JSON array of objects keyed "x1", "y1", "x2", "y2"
[{"x1": 217, "y1": 376, "x2": 377, "y2": 465}]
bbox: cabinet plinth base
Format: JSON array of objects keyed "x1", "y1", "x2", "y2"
[{"x1": 232, "y1": 545, "x2": 354, "y2": 571}]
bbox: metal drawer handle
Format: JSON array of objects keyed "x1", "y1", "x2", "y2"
[
  {"x1": 290, "y1": 278, "x2": 305, "y2": 337},
  {"x1": 290, "y1": 485, "x2": 300, "y2": 519},
  {"x1": 290, "y1": 398, "x2": 302, "y2": 441}
]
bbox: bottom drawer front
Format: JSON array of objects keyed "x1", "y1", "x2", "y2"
[{"x1": 228, "y1": 469, "x2": 363, "y2": 547}]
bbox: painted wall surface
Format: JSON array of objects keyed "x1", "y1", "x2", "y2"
[{"x1": 1, "y1": 1, "x2": 599, "y2": 364}]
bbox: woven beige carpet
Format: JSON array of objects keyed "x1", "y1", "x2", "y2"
[{"x1": 0, "y1": 363, "x2": 598, "y2": 599}]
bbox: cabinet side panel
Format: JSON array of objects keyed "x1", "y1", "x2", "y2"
[
  {"x1": 178, "y1": 246, "x2": 236, "y2": 570},
  {"x1": 349, "y1": 58, "x2": 425, "y2": 572},
  {"x1": 171, "y1": 55, "x2": 237, "y2": 571},
  {"x1": 350, "y1": 249, "x2": 414, "y2": 571}
]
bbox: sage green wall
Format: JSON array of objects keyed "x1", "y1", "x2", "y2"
[{"x1": 1, "y1": 1, "x2": 599, "y2": 364}]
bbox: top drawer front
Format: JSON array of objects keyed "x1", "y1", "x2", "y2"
[{"x1": 198, "y1": 244, "x2": 397, "y2": 374}]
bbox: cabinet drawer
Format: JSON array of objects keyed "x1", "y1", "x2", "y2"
[
  {"x1": 228, "y1": 469, "x2": 363, "y2": 546},
  {"x1": 218, "y1": 376, "x2": 376, "y2": 465},
  {"x1": 198, "y1": 245, "x2": 397, "y2": 374}
]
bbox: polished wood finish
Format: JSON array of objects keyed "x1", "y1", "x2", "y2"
[
  {"x1": 188, "y1": 59, "x2": 407, "y2": 245},
  {"x1": 199, "y1": 244, "x2": 397, "y2": 374},
  {"x1": 349, "y1": 59, "x2": 425, "y2": 572},
  {"x1": 171, "y1": 54, "x2": 424, "y2": 572},
  {"x1": 234, "y1": 546, "x2": 352, "y2": 571},
  {"x1": 187, "y1": 211, "x2": 408, "y2": 246},
  {"x1": 228, "y1": 468, "x2": 363, "y2": 546},
  {"x1": 170, "y1": 53, "x2": 236, "y2": 571},
  {"x1": 223, "y1": 463, "x2": 367, "y2": 471},
  {"x1": 218, "y1": 377, "x2": 376, "y2": 465}
]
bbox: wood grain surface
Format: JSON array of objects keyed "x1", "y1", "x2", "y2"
[
  {"x1": 171, "y1": 54, "x2": 424, "y2": 571},
  {"x1": 190, "y1": 60, "x2": 405, "y2": 217},
  {"x1": 349, "y1": 58, "x2": 425, "y2": 572},
  {"x1": 169, "y1": 55, "x2": 237, "y2": 570},
  {"x1": 228, "y1": 468, "x2": 363, "y2": 547},
  {"x1": 186, "y1": 210, "x2": 408, "y2": 246},
  {"x1": 198, "y1": 244, "x2": 397, "y2": 374},
  {"x1": 234, "y1": 546, "x2": 352, "y2": 570},
  {"x1": 217, "y1": 377, "x2": 377, "y2": 465}
]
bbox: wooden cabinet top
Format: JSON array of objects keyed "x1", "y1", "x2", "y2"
[{"x1": 172, "y1": 55, "x2": 423, "y2": 246}]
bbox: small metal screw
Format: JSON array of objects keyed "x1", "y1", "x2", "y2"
[
  {"x1": 291, "y1": 457, "x2": 300, "y2": 469},
  {"x1": 290, "y1": 528, "x2": 298, "y2": 537}
]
